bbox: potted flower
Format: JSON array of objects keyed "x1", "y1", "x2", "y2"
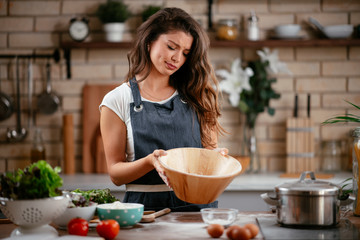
[
  {"x1": 96, "y1": 0, "x2": 131, "y2": 42},
  {"x1": 216, "y1": 48, "x2": 291, "y2": 173}
]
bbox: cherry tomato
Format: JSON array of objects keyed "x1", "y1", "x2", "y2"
[
  {"x1": 96, "y1": 219, "x2": 120, "y2": 240},
  {"x1": 67, "y1": 217, "x2": 89, "y2": 236}
]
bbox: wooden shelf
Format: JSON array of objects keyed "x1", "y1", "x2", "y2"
[
  {"x1": 61, "y1": 38, "x2": 360, "y2": 79},
  {"x1": 61, "y1": 38, "x2": 360, "y2": 49}
]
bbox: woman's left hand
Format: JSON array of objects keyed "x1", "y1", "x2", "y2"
[{"x1": 213, "y1": 148, "x2": 229, "y2": 156}]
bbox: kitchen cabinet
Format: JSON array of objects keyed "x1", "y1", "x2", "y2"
[{"x1": 60, "y1": 38, "x2": 360, "y2": 79}]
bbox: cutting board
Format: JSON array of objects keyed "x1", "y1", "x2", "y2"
[{"x1": 82, "y1": 84, "x2": 118, "y2": 173}]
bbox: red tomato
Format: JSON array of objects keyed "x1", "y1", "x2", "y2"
[
  {"x1": 96, "y1": 219, "x2": 120, "y2": 240},
  {"x1": 67, "y1": 218, "x2": 89, "y2": 236}
]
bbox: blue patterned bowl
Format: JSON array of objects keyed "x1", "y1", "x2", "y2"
[{"x1": 96, "y1": 202, "x2": 144, "y2": 228}]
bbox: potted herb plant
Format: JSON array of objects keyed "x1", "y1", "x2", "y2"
[
  {"x1": 141, "y1": 5, "x2": 162, "y2": 22},
  {"x1": 96, "y1": 0, "x2": 131, "y2": 42}
]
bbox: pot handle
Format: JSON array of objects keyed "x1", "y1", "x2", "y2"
[
  {"x1": 340, "y1": 195, "x2": 355, "y2": 206},
  {"x1": 261, "y1": 193, "x2": 279, "y2": 206},
  {"x1": 299, "y1": 171, "x2": 316, "y2": 181}
]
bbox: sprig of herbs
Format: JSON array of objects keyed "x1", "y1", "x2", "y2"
[
  {"x1": 72, "y1": 188, "x2": 119, "y2": 204},
  {"x1": 322, "y1": 100, "x2": 360, "y2": 124}
]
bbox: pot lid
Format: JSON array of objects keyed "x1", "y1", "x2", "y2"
[{"x1": 275, "y1": 171, "x2": 339, "y2": 196}]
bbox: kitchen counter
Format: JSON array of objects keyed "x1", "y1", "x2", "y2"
[
  {"x1": 1, "y1": 211, "x2": 360, "y2": 239},
  {"x1": 60, "y1": 172, "x2": 352, "y2": 211}
]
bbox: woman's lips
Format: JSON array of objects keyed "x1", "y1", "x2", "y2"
[{"x1": 166, "y1": 62, "x2": 177, "y2": 70}]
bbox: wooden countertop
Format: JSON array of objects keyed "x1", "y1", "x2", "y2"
[{"x1": 1, "y1": 211, "x2": 360, "y2": 239}]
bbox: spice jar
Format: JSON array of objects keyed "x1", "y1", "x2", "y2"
[
  {"x1": 352, "y1": 127, "x2": 360, "y2": 216},
  {"x1": 216, "y1": 19, "x2": 238, "y2": 41},
  {"x1": 321, "y1": 140, "x2": 342, "y2": 172},
  {"x1": 247, "y1": 11, "x2": 259, "y2": 41}
]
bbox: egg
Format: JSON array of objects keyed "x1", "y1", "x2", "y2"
[
  {"x1": 244, "y1": 223, "x2": 259, "y2": 238},
  {"x1": 227, "y1": 225, "x2": 251, "y2": 240},
  {"x1": 207, "y1": 223, "x2": 224, "y2": 238}
]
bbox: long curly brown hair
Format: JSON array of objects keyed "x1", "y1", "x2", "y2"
[{"x1": 126, "y1": 7, "x2": 225, "y2": 148}]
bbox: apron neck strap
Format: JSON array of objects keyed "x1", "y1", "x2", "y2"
[{"x1": 129, "y1": 78, "x2": 142, "y2": 108}]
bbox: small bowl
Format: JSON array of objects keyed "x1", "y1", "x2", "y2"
[
  {"x1": 159, "y1": 148, "x2": 242, "y2": 204},
  {"x1": 201, "y1": 208, "x2": 238, "y2": 227},
  {"x1": 274, "y1": 24, "x2": 301, "y2": 38},
  {"x1": 96, "y1": 202, "x2": 144, "y2": 228},
  {"x1": 52, "y1": 202, "x2": 98, "y2": 228}
]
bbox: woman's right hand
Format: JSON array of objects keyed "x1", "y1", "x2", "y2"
[{"x1": 149, "y1": 149, "x2": 171, "y2": 188}]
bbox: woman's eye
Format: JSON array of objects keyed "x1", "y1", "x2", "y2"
[
  {"x1": 183, "y1": 52, "x2": 189, "y2": 57},
  {"x1": 168, "y1": 45, "x2": 175, "y2": 50}
]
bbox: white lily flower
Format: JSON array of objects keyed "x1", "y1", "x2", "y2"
[
  {"x1": 256, "y1": 47, "x2": 292, "y2": 75},
  {"x1": 216, "y1": 58, "x2": 253, "y2": 107}
]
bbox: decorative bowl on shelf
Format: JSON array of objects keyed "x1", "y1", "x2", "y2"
[
  {"x1": 274, "y1": 24, "x2": 301, "y2": 38},
  {"x1": 159, "y1": 147, "x2": 242, "y2": 204},
  {"x1": 0, "y1": 195, "x2": 70, "y2": 237},
  {"x1": 96, "y1": 202, "x2": 144, "y2": 228},
  {"x1": 201, "y1": 208, "x2": 238, "y2": 227}
]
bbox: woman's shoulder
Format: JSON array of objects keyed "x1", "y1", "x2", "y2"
[{"x1": 104, "y1": 82, "x2": 132, "y2": 101}]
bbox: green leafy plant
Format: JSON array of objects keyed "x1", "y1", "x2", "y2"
[
  {"x1": 96, "y1": 0, "x2": 131, "y2": 23},
  {"x1": 141, "y1": 5, "x2": 162, "y2": 22},
  {"x1": 72, "y1": 188, "x2": 119, "y2": 204},
  {"x1": 322, "y1": 100, "x2": 360, "y2": 124},
  {"x1": 0, "y1": 160, "x2": 63, "y2": 200}
]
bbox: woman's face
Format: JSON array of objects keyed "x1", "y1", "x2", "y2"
[{"x1": 149, "y1": 31, "x2": 193, "y2": 77}]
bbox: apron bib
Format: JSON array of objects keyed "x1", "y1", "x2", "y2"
[{"x1": 123, "y1": 78, "x2": 218, "y2": 211}]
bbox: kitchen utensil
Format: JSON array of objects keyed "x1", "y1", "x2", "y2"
[
  {"x1": 309, "y1": 17, "x2": 354, "y2": 39},
  {"x1": 261, "y1": 171, "x2": 354, "y2": 227},
  {"x1": 158, "y1": 147, "x2": 242, "y2": 204},
  {"x1": 37, "y1": 63, "x2": 60, "y2": 115},
  {"x1": 140, "y1": 208, "x2": 171, "y2": 223},
  {"x1": 0, "y1": 195, "x2": 69, "y2": 237},
  {"x1": 96, "y1": 202, "x2": 144, "y2": 228},
  {"x1": 7, "y1": 58, "x2": 27, "y2": 142},
  {"x1": 53, "y1": 202, "x2": 97, "y2": 229},
  {"x1": 200, "y1": 208, "x2": 238, "y2": 227},
  {"x1": 27, "y1": 59, "x2": 33, "y2": 128},
  {"x1": 0, "y1": 64, "x2": 14, "y2": 121},
  {"x1": 63, "y1": 114, "x2": 75, "y2": 174},
  {"x1": 274, "y1": 24, "x2": 301, "y2": 38}
]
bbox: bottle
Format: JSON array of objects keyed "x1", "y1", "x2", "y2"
[
  {"x1": 247, "y1": 11, "x2": 259, "y2": 41},
  {"x1": 352, "y1": 127, "x2": 360, "y2": 216},
  {"x1": 31, "y1": 128, "x2": 46, "y2": 163}
]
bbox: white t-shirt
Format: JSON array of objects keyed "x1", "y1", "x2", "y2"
[{"x1": 99, "y1": 82, "x2": 178, "y2": 162}]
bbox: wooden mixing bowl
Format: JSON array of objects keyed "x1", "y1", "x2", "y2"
[{"x1": 159, "y1": 148, "x2": 242, "y2": 204}]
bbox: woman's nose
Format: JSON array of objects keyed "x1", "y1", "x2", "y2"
[{"x1": 171, "y1": 51, "x2": 181, "y2": 63}]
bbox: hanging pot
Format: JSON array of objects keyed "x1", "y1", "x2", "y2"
[
  {"x1": 261, "y1": 171, "x2": 354, "y2": 227},
  {"x1": 0, "y1": 77, "x2": 14, "y2": 121},
  {"x1": 37, "y1": 63, "x2": 60, "y2": 115}
]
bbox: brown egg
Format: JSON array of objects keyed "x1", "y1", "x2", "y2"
[
  {"x1": 244, "y1": 223, "x2": 259, "y2": 238},
  {"x1": 207, "y1": 224, "x2": 224, "y2": 238},
  {"x1": 226, "y1": 225, "x2": 239, "y2": 239},
  {"x1": 231, "y1": 226, "x2": 251, "y2": 240}
]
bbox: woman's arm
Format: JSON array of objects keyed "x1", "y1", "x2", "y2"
[{"x1": 100, "y1": 106, "x2": 166, "y2": 186}]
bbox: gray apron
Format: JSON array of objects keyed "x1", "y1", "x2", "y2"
[{"x1": 123, "y1": 78, "x2": 218, "y2": 211}]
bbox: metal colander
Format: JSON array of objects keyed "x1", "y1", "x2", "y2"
[{"x1": 0, "y1": 195, "x2": 69, "y2": 227}]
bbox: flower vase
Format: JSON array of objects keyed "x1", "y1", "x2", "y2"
[{"x1": 242, "y1": 125, "x2": 261, "y2": 173}]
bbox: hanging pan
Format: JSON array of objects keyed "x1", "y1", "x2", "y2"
[
  {"x1": 37, "y1": 62, "x2": 60, "y2": 115},
  {"x1": 0, "y1": 64, "x2": 15, "y2": 121}
]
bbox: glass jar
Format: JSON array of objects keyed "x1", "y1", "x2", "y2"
[
  {"x1": 352, "y1": 127, "x2": 360, "y2": 216},
  {"x1": 247, "y1": 11, "x2": 259, "y2": 41},
  {"x1": 216, "y1": 19, "x2": 238, "y2": 41},
  {"x1": 321, "y1": 140, "x2": 342, "y2": 172},
  {"x1": 30, "y1": 128, "x2": 46, "y2": 163}
]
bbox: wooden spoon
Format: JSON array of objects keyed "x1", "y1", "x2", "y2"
[{"x1": 140, "y1": 208, "x2": 171, "y2": 223}]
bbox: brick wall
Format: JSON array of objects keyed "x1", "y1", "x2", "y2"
[{"x1": 0, "y1": 0, "x2": 359, "y2": 173}]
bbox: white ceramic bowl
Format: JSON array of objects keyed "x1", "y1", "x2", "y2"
[
  {"x1": 52, "y1": 202, "x2": 97, "y2": 228},
  {"x1": 274, "y1": 24, "x2": 301, "y2": 38},
  {"x1": 201, "y1": 208, "x2": 238, "y2": 227},
  {"x1": 323, "y1": 24, "x2": 353, "y2": 39}
]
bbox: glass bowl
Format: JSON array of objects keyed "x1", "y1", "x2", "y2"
[{"x1": 201, "y1": 208, "x2": 238, "y2": 227}]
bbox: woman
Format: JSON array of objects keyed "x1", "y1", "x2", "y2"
[{"x1": 100, "y1": 7, "x2": 226, "y2": 211}]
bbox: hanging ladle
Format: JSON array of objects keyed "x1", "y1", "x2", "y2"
[{"x1": 7, "y1": 57, "x2": 27, "y2": 142}]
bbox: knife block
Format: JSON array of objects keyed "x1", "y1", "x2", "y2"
[{"x1": 286, "y1": 117, "x2": 316, "y2": 173}]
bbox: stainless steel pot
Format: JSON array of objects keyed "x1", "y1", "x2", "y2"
[{"x1": 261, "y1": 171, "x2": 353, "y2": 227}]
